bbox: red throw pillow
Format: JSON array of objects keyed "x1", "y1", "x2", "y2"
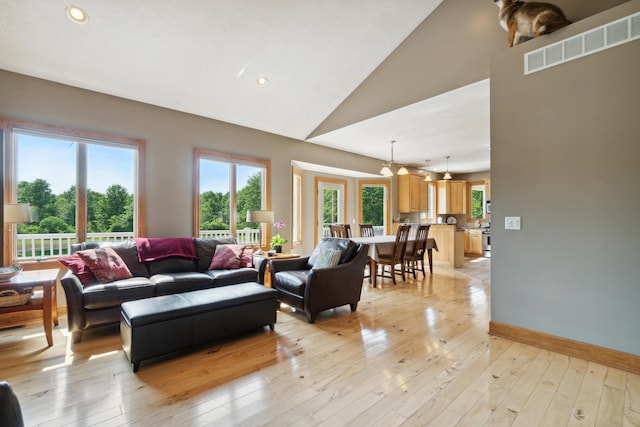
[
  {"x1": 77, "y1": 247, "x2": 133, "y2": 283},
  {"x1": 208, "y1": 244, "x2": 244, "y2": 270},
  {"x1": 58, "y1": 254, "x2": 97, "y2": 286},
  {"x1": 240, "y1": 246, "x2": 254, "y2": 268}
]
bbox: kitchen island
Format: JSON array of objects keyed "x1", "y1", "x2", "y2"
[
  {"x1": 391, "y1": 223, "x2": 464, "y2": 269},
  {"x1": 428, "y1": 224, "x2": 464, "y2": 268}
]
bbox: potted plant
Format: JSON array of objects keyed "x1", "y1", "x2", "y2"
[{"x1": 270, "y1": 221, "x2": 288, "y2": 253}]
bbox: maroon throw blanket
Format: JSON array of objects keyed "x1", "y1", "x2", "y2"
[{"x1": 135, "y1": 237, "x2": 197, "y2": 262}]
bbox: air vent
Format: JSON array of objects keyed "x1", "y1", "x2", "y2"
[{"x1": 525, "y1": 11, "x2": 640, "y2": 74}]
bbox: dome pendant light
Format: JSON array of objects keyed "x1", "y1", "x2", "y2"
[
  {"x1": 443, "y1": 156, "x2": 452, "y2": 180},
  {"x1": 380, "y1": 140, "x2": 408, "y2": 177},
  {"x1": 424, "y1": 159, "x2": 432, "y2": 181},
  {"x1": 380, "y1": 140, "x2": 396, "y2": 177}
]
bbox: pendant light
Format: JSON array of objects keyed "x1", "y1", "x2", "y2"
[
  {"x1": 443, "y1": 156, "x2": 452, "y2": 180},
  {"x1": 424, "y1": 160, "x2": 432, "y2": 181},
  {"x1": 379, "y1": 140, "x2": 408, "y2": 177}
]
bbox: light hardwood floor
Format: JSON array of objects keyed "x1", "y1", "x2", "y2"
[{"x1": 1, "y1": 262, "x2": 638, "y2": 426}]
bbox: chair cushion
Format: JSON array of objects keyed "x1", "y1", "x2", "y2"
[
  {"x1": 209, "y1": 244, "x2": 244, "y2": 269},
  {"x1": 273, "y1": 271, "x2": 309, "y2": 297},
  {"x1": 105, "y1": 240, "x2": 149, "y2": 277},
  {"x1": 151, "y1": 272, "x2": 215, "y2": 295},
  {"x1": 77, "y1": 247, "x2": 133, "y2": 283},
  {"x1": 308, "y1": 238, "x2": 357, "y2": 268},
  {"x1": 194, "y1": 237, "x2": 238, "y2": 271},
  {"x1": 313, "y1": 248, "x2": 342, "y2": 269},
  {"x1": 205, "y1": 268, "x2": 258, "y2": 286},
  {"x1": 83, "y1": 277, "x2": 156, "y2": 309},
  {"x1": 58, "y1": 254, "x2": 97, "y2": 286}
]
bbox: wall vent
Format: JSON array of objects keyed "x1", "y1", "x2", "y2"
[{"x1": 525, "y1": 11, "x2": 640, "y2": 74}]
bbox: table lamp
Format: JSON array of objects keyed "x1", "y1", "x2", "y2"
[
  {"x1": 3, "y1": 203, "x2": 32, "y2": 272},
  {"x1": 246, "y1": 210, "x2": 274, "y2": 256},
  {"x1": 4, "y1": 204, "x2": 33, "y2": 224}
]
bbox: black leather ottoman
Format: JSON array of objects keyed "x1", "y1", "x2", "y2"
[{"x1": 120, "y1": 282, "x2": 277, "y2": 372}]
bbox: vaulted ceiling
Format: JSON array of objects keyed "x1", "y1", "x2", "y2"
[{"x1": 0, "y1": 0, "x2": 624, "y2": 174}]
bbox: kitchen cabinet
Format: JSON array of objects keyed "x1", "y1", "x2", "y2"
[
  {"x1": 420, "y1": 180, "x2": 430, "y2": 213},
  {"x1": 399, "y1": 174, "x2": 423, "y2": 213},
  {"x1": 429, "y1": 224, "x2": 464, "y2": 268},
  {"x1": 464, "y1": 229, "x2": 483, "y2": 255},
  {"x1": 436, "y1": 180, "x2": 466, "y2": 214}
]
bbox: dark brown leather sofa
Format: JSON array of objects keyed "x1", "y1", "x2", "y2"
[
  {"x1": 269, "y1": 238, "x2": 369, "y2": 323},
  {"x1": 60, "y1": 238, "x2": 265, "y2": 343}
]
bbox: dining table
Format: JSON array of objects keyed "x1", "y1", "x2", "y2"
[{"x1": 350, "y1": 235, "x2": 438, "y2": 287}]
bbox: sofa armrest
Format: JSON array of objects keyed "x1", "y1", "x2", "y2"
[
  {"x1": 60, "y1": 271, "x2": 87, "y2": 334},
  {"x1": 252, "y1": 256, "x2": 268, "y2": 284},
  {"x1": 269, "y1": 256, "x2": 310, "y2": 273}
]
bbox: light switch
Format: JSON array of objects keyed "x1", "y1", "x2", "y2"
[{"x1": 505, "y1": 216, "x2": 521, "y2": 230}]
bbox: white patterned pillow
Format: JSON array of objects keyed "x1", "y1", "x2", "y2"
[{"x1": 313, "y1": 248, "x2": 342, "y2": 269}]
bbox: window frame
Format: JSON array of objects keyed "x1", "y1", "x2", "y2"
[
  {"x1": 1, "y1": 118, "x2": 146, "y2": 266},
  {"x1": 193, "y1": 148, "x2": 271, "y2": 244},
  {"x1": 314, "y1": 177, "x2": 347, "y2": 245},
  {"x1": 357, "y1": 179, "x2": 390, "y2": 235},
  {"x1": 467, "y1": 180, "x2": 488, "y2": 221},
  {"x1": 291, "y1": 164, "x2": 303, "y2": 248}
]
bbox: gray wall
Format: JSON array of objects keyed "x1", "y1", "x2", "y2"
[
  {"x1": 490, "y1": 1, "x2": 640, "y2": 355},
  {"x1": 0, "y1": 69, "x2": 384, "y2": 250}
]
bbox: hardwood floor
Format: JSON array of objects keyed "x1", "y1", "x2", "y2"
[{"x1": 1, "y1": 263, "x2": 638, "y2": 426}]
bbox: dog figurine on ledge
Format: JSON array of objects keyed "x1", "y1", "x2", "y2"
[{"x1": 493, "y1": 0, "x2": 571, "y2": 47}]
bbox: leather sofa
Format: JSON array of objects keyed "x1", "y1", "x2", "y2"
[
  {"x1": 60, "y1": 237, "x2": 267, "y2": 343},
  {"x1": 270, "y1": 237, "x2": 369, "y2": 323}
]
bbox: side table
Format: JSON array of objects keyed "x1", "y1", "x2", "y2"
[
  {"x1": 258, "y1": 252, "x2": 301, "y2": 287},
  {"x1": 0, "y1": 269, "x2": 60, "y2": 346}
]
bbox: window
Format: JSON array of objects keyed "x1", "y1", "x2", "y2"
[
  {"x1": 194, "y1": 149, "x2": 270, "y2": 246},
  {"x1": 358, "y1": 180, "x2": 390, "y2": 236},
  {"x1": 315, "y1": 177, "x2": 346, "y2": 244},
  {"x1": 2, "y1": 119, "x2": 145, "y2": 264},
  {"x1": 467, "y1": 181, "x2": 487, "y2": 220}
]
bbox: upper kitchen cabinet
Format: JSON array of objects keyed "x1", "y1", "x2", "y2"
[
  {"x1": 437, "y1": 180, "x2": 466, "y2": 214},
  {"x1": 485, "y1": 178, "x2": 491, "y2": 200},
  {"x1": 399, "y1": 174, "x2": 423, "y2": 213}
]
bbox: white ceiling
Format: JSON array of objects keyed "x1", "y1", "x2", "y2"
[{"x1": 0, "y1": 0, "x2": 490, "y2": 175}]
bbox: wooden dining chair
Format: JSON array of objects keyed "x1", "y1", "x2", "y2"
[
  {"x1": 405, "y1": 224, "x2": 431, "y2": 278},
  {"x1": 375, "y1": 224, "x2": 410, "y2": 285},
  {"x1": 344, "y1": 224, "x2": 353, "y2": 238},
  {"x1": 330, "y1": 224, "x2": 349, "y2": 238},
  {"x1": 359, "y1": 224, "x2": 375, "y2": 237}
]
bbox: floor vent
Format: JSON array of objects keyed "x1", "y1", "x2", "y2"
[{"x1": 525, "y1": 11, "x2": 640, "y2": 74}]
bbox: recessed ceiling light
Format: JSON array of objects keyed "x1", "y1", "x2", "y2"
[
  {"x1": 256, "y1": 76, "x2": 269, "y2": 87},
  {"x1": 66, "y1": 5, "x2": 89, "y2": 24}
]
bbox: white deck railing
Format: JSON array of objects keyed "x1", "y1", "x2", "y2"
[{"x1": 14, "y1": 229, "x2": 261, "y2": 260}]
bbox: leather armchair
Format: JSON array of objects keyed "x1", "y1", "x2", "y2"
[{"x1": 269, "y1": 238, "x2": 369, "y2": 323}]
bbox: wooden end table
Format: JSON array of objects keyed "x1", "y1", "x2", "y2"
[
  {"x1": 257, "y1": 252, "x2": 301, "y2": 287},
  {"x1": 0, "y1": 269, "x2": 60, "y2": 346}
]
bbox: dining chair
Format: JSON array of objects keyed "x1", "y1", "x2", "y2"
[
  {"x1": 404, "y1": 224, "x2": 431, "y2": 278},
  {"x1": 344, "y1": 224, "x2": 353, "y2": 238},
  {"x1": 375, "y1": 224, "x2": 410, "y2": 285},
  {"x1": 330, "y1": 224, "x2": 349, "y2": 238},
  {"x1": 359, "y1": 224, "x2": 375, "y2": 237}
]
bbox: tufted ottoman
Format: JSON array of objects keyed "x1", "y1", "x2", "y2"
[{"x1": 120, "y1": 282, "x2": 277, "y2": 372}]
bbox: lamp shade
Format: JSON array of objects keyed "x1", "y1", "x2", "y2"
[
  {"x1": 246, "y1": 210, "x2": 274, "y2": 224},
  {"x1": 4, "y1": 204, "x2": 32, "y2": 223}
]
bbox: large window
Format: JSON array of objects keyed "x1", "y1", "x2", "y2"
[
  {"x1": 194, "y1": 149, "x2": 270, "y2": 247},
  {"x1": 2, "y1": 120, "x2": 145, "y2": 264}
]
